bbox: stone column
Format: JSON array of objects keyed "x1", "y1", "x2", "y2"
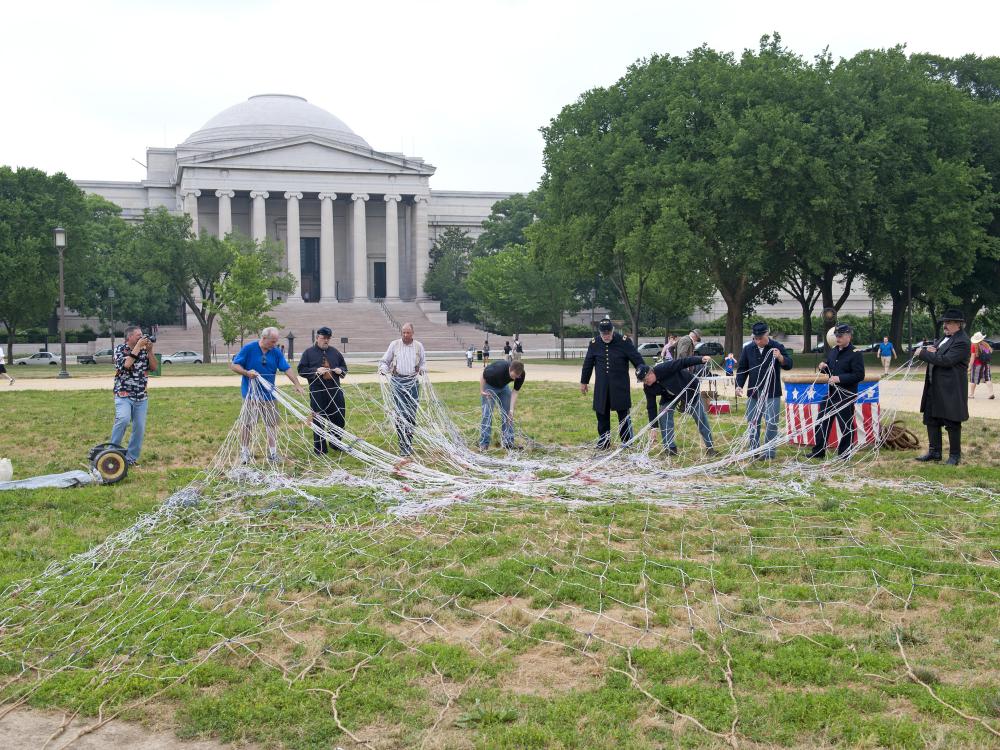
[
  {"x1": 284, "y1": 192, "x2": 303, "y2": 302},
  {"x1": 250, "y1": 191, "x2": 269, "y2": 242},
  {"x1": 318, "y1": 193, "x2": 337, "y2": 302},
  {"x1": 384, "y1": 194, "x2": 401, "y2": 300},
  {"x1": 215, "y1": 189, "x2": 234, "y2": 239},
  {"x1": 351, "y1": 193, "x2": 369, "y2": 301},
  {"x1": 181, "y1": 189, "x2": 201, "y2": 235},
  {"x1": 413, "y1": 195, "x2": 430, "y2": 300}
]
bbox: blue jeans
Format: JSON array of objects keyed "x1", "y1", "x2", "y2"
[
  {"x1": 480, "y1": 384, "x2": 514, "y2": 448},
  {"x1": 111, "y1": 396, "x2": 149, "y2": 463},
  {"x1": 746, "y1": 396, "x2": 780, "y2": 458},
  {"x1": 391, "y1": 377, "x2": 419, "y2": 455},
  {"x1": 658, "y1": 395, "x2": 713, "y2": 448}
]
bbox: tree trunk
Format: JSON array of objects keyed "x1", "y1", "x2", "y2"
[
  {"x1": 5, "y1": 325, "x2": 15, "y2": 362},
  {"x1": 888, "y1": 291, "x2": 907, "y2": 352},
  {"x1": 558, "y1": 309, "x2": 565, "y2": 360},
  {"x1": 724, "y1": 300, "x2": 744, "y2": 359}
]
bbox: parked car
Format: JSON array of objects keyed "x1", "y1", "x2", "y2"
[
  {"x1": 14, "y1": 352, "x2": 60, "y2": 366},
  {"x1": 161, "y1": 350, "x2": 203, "y2": 364},
  {"x1": 694, "y1": 341, "x2": 724, "y2": 357},
  {"x1": 636, "y1": 342, "x2": 662, "y2": 358},
  {"x1": 76, "y1": 354, "x2": 97, "y2": 365},
  {"x1": 93, "y1": 348, "x2": 116, "y2": 364}
]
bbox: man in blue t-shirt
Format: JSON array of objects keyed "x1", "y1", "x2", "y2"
[
  {"x1": 877, "y1": 337, "x2": 897, "y2": 376},
  {"x1": 229, "y1": 326, "x2": 304, "y2": 463}
]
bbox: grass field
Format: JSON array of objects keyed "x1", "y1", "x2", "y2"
[{"x1": 0, "y1": 384, "x2": 998, "y2": 749}]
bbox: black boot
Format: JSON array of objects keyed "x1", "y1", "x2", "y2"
[
  {"x1": 917, "y1": 424, "x2": 943, "y2": 462},
  {"x1": 944, "y1": 454, "x2": 960, "y2": 466}
]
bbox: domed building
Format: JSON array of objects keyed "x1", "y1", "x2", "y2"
[{"x1": 78, "y1": 95, "x2": 509, "y2": 333}]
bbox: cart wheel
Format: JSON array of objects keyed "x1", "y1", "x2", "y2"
[{"x1": 94, "y1": 449, "x2": 128, "y2": 484}]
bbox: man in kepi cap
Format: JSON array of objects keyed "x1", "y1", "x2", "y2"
[
  {"x1": 809, "y1": 323, "x2": 865, "y2": 460},
  {"x1": 297, "y1": 326, "x2": 348, "y2": 455},
  {"x1": 914, "y1": 309, "x2": 970, "y2": 465},
  {"x1": 581, "y1": 318, "x2": 645, "y2": 449},
  {"x1": 736, "y1": 322, "x2": 793, "y2": 460}
]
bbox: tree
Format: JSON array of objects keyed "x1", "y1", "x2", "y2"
[
  {"x1": 0, "y1": 166, "x2": 89, "y2": 354},
  {"x1": 466, "y1": 243, "x2": 582, "y2": 354},
  {"x1": 423, "y1": 227, "x2": 476, "y2": 322},
  {"x1": 213, "y1": 236, "x2": 295, "y2": 347},
  {"x1": 842, "y1": 48, "x2": 995, "y2": 346},
  {"x1": 474, "y1": 192, "x2": 541, "y2": 256},
  {"x1": 69, "y1": 194, "x2": 179, "y2": 331},
  {"x1": 131, "y1": 209, "x2": 236, "y2": 363}
]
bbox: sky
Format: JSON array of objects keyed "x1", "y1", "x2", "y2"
[{"x1": 4, "y1": 0, "x2": 1000, "y2": 193}]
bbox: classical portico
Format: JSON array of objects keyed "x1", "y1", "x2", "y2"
[{"x1": 166, "y1": 94, "x2": 435, "y2": 304}]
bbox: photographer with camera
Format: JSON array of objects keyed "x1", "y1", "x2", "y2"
[{"x1": 110, "y1": 326, "x2": 158, "y2": 468}]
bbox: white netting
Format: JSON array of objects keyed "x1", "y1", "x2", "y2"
[{"x1": 1, "y1": 356, "x2": 997, "y2": 747}]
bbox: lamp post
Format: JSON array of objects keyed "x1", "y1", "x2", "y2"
[
  {"x1": 53, "y1": 227, "x2": 70, "y2": 378},
  {"x1": 108, "y1": 287, "x2": 115, "y2": 351}
]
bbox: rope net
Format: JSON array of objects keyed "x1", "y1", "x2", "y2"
[{"x1": 1, "y1": 356, "x2": 997, "y2": 747}]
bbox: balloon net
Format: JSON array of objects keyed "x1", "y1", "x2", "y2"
[{"x1": 1, "y1": 358, "x2": 997, "y2": 747}]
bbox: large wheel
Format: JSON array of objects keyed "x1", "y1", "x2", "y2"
[
  {"x1": 193, "y1": 360, "x2": 202, "y2": 364},
  {"x1": 93, "y1": 449, "x2": 128, "y2": 484}
]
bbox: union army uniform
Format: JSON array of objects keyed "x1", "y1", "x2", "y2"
[{"x1": 581, "y1": 330, "x2": 645, "y2": 448}]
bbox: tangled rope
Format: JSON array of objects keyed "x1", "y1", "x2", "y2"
[{"x1": 881, "y1": 419, "x2": 921, "y2": 450}]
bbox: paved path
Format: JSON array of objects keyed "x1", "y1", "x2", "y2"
[{"x1": 3, "y1": 360, "x2": 998, "y2": 420}]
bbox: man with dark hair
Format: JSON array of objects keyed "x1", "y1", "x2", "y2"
[
  {"x1": 641, "y1": 355, "x2": 717, "y2": 456},
  {"x1": 297, "y1": 326, "x2": 348, "y2": 455},
  {"x1": 581, "y1": 318, "x2": 645, "y2": 449},
  {"x1": 736, "y1": 322, "x2": 793, "y2": 460},
  {"x1": 110, "y1": 325, "x2": 157, "y2": 467},
  {"x1": 914, "y1": 309, "x2": 970, "y2": 465},
  {"x1": 809, "y1": 324, "x2": 865, "y2": 460},
  {"x1": 479, "y1": 360, "x2": 525, "y2": 450}
]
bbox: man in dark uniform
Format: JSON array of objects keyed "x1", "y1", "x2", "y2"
[
  {"x1": 297, "y1": 326, "x2": 348, "y2": 454},
  {"x1": 809, "y1": 323, "x2": 865, "y2": 459},
  {"x1": 580, "y1": 318, "x2": 645, "y2": 449},
  {"x1": 641, "y1": 355, "x2": 717, "y2": 456},
  {"x1": 735, "y1": 322, "x2": 794, "y2": 460},
  {"x1": 914, "y1": 308, "x2": 970, "y2": 466}
]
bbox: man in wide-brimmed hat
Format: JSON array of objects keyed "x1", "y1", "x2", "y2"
[
  {"x1": 914, "y1": 309, "x2": 970, "y2": 466},
  {"x1": 969, "y1": 331, "x2": 995, "y2": 400}
]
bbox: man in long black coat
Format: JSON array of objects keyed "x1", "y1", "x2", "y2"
[
  {"x1": 809, "y1": 324, "x2": 866, "y2": 460},
  {"x1": 914, "y1": 308, "x2": 970, "y2": 465},
  {"x1": 580, "y1": 318, "x2": 645, "y2": 449},
  {"x1": 297, "y1": 326, "x2": 348, "y2": 454}
]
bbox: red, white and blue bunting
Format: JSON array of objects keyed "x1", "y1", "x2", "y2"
[{"x1": 784, "y1": 381, "x2": 881, "y2": 446}]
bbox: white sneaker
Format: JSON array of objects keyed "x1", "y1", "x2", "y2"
[
  {"x1": 267, "y1": 451, "x2": 280, "y2": 463},
  {"x1": 240, "y1": 448, "x2": 251, "y2": 464}
]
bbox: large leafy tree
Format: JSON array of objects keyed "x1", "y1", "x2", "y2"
[
  {"x1": 0, "y1": 166, "x2": 89, "y2": 353},
  {"x1": 843, "y1": 48, "x2": 995, "y2": 346},
  {"x1": 423, "y1": 227, "x2": 477, "y2": 322},
  {"x1": 474, "y1": 192, "x2": 541, "y2": 256},
  {"x1": 131, "y1": 209, "x2": 236, "y2": 362}
]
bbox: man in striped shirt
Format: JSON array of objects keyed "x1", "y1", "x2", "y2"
[{"x1": 379, "y1": 323, "x2": 426, "y2": 456}]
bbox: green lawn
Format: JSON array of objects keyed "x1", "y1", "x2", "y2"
[{"x1": 0, "y1": 384, "x2": 998, "y2": 749}]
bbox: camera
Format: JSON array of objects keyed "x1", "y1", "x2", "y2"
[{"x1": 143, "y1": 331, "x2": 156, "y2": 343}]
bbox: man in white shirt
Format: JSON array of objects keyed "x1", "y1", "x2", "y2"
[
  {"x1": 0, "y1": 345, "x2": 14, "y2": 385},
  {"x1": 379, "y1": 323, "x2": 426, "y2": 456}
]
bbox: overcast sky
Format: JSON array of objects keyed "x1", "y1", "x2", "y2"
[{"x1": 4, "y1": 0, "x2": 1000, "y2": 193}]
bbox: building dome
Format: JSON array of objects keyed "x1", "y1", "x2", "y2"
[{"x1": 181, "y1": 94, "x2": 370, "y2": 150}]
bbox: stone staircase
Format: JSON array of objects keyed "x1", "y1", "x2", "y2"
[{"x1": 150, "y1": 300, "x2": 560, "y2": 359}]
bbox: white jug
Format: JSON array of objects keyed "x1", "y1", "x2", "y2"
[{"x1": 0, "y1": 458, "x2": 12, "y2": 482}]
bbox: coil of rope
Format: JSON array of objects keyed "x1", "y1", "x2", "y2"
[{"x1": 882, "y1": 420, "x2": 920, "y2": 450}]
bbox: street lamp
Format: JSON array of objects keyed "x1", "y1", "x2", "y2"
[
  {"x1": 52, "y1": 227, "x2": 70, "y2": 378},
  {"x1": 108, "y1": 287, "x2": 116, "y2": 350}
]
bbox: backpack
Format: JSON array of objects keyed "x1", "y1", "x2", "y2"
[{"x1": 979, "y1": 345, "x2": 992, "y2": 364}]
